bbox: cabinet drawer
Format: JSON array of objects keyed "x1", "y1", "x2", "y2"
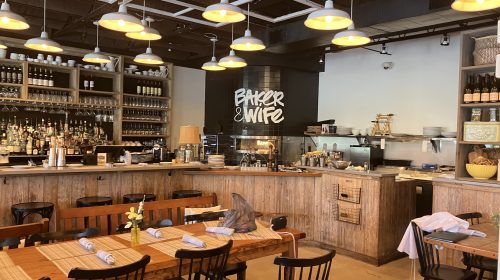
[
  {"x1": 337, "y1": 204, "x2": 361, "y2": 225},
  {"x1": 337, "y1": 185, "x2": 361, "y2": 204}
]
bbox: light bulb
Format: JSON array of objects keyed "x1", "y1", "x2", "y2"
[
  {"x1": 220, "y1": 10, "x2": 227, "y2": 16},
  {"x1": 325, "y1": 16, "x2": 333, "y2": 23},
  {"x1": 1, "y1": 17, "x2": 8, "y2": 23},
  {"x1": 140, "y1": 31, "x2": 145, "y2": 35},
  {"x1": 118, "y1": 19, "x2": 125, "y2": 26},
  {"x1": 42, "y1": 43, "x2": 47, "y2": 48},
  {"x1": 477, "y1": 0, "x2": 485, "y2": 3},
  {"x1": 348, "y1": 36, "x2": 354, "y2": 41}
]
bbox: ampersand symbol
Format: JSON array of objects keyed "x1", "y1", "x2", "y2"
[{"x1": 234, "y1": 107, "x2": 243, "y2": 122}]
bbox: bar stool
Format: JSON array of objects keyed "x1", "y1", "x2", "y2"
[
  {"x1": 76, "y1": 196, "x2": 113, "y2": 208},
  {"x1": 11, "y1": 202, "x2": 54, "y2": 225},
  {"x1": 123, "y1": 194, "x2": 156, "y2": 204},
  {"x1": 172, "y1": 190, "x2": 202, "y2": 199}
]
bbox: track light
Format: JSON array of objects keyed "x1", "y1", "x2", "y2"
[
  {"x1": 441, "y1": 34, "x2": 450, "y2": 46},
  {"x1": 381, "y1": 43, "x2": 388, "y2": 54}
]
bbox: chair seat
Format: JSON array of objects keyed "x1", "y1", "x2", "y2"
[
  {"x1": 465, "y1": 255, "x2": 498, "y2": 271},
  {"x1": 224, "y1": 262, "x2": 247, "y2": 276},
  {"x1": 76, "y1": 196, "x2": 112, "y2": 207},
  {"x1": 421, "y1": 265, "x2": 477, "y2": 280},
  {"x1": 123, "y1": 194, "x2": 156, "y2": 204}
]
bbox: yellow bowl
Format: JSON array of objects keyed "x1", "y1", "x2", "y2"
[{"x1": 466, "y1": 164, "x2": 497, "y2": 180}]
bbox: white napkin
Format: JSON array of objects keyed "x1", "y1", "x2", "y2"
[
  {"x1": 182, "y1": 234, "x2": 206, "y2": 248},
  {"x1": 146, "y1": 228, "x2": 163, "y2": 238},
  {"x1": 458, "y1": 228, "x2": 487, "y2": 237},
  {"x1": 96, "y1": 250, "x2": 115, "y2": 265},
  {"x1": 78, "y1": 238, "x2": 95, "y2": 251},
  {"x1": 206, "y1": 226, "x2": 234, "y2": 236}
]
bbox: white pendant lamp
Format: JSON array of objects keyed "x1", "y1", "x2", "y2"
[
  {"x1": 0, "y1": 42, "x2": 6, "y2": 49},
  {"x1": 331, "y1": 0, "x2": 370, "y2": 47},
  {"x1": 452, "y1": 0, "x2": 500, "y2": 12},
  {"x1": 99, "y1": 3, "x2": 144, "y2": 33},
  {"x1": 219, "y1": 25, "x2": 246, "y2": 68},
  {"x1": 83, "y1": 22, "x2": 111, "y2": 64},
  {"x1": 230, "y1": 3, "x2": 265, "y2": 51},
  {"x1": 202, "y1": 37, "x2": 226, "y2": 71},
  {"x1": 125, "y1": 1, "x2": 161, "y2": 41},
  {"x1": 0, "y1": 0, "x2": 29, "y2": 30},
  {"x1": 24, "y1": 0, "x2": 63, "y2": 53},
  {"x1": 202, "y1": 0, "x2": 246, "y2": 23},
  {"x1": 134, "y1": 41, "x2": 163, "y2": 65},
  {"x1": 304, "y1": 0, "x2": 352, "y2": 30}
]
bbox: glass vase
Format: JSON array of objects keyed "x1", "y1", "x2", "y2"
[{"x1": 131, "y1": 225, "x2": 140, "y2": 246}]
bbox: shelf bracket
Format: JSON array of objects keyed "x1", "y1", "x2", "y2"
[{"x1": 430, "y1": 139, "x2": 441, "y2": 153}]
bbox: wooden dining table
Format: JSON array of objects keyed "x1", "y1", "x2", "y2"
[
  {"x1": 5, "y1": 222, "x2": 306, "y2": 280},
  {"x1": 424, "y1": 223, "x2": 499, "y2": 260}
]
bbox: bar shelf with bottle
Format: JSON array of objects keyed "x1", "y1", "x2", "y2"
[{"x1": 122, "y1": 93, "x2": 169, "y2": 100}]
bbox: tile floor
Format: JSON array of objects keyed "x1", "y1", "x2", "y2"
[{"x1": 228, "y1": 244, "x2": 423, "y2": 280}]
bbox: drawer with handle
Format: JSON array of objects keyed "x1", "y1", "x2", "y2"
[{"x1": 337, "y1": 185, "x2": 361, "y2": 204}]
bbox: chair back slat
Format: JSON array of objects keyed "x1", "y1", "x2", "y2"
[
  {"x1": 274, "y1": 250, "x2": 335, "y2": 280},
  {"x1": 175, "y1": 240, "x2": 232, "y2": 280},
  {"x1": 68, "y1": 255, "x2": 150, "y2": 280},
  {"x1": 411, "y1": 221, "x2": 444, "y2": 275},
  {"x1": 0, "y1": 218, "x2": 49, "y2": 250},
  {"x1": 456, "y1": 212, "x2": 482, "y2": 226}
]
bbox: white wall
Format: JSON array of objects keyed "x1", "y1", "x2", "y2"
[
  {"x1": 171, "y1": 66, "x2": 206, "y2": 148},
  {"x1": 318, "y1": 34, "x2": 460, "y2": 166}
]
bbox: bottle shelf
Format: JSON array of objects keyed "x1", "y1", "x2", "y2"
[
  {"x1": 27, "y1": 61, "x2": 75, "y2": 73},
  {"x1": 0, "y1": 58, "x2": 24, "y2": 65},
  {"x1": 460, "y1": 102, "x2": 500, "y2": 107},
  {"x1": 0, "y1": 82, "x2": 22, "y2": 87},
  {"x1": 123, "y1": 93, "x2": 170, "y2": 99},
  {"x1": 78, "y1": 89, "x2": 117, "y2": 95},
  {"x1": 458, "y1": 141, "x2": 500, "y2": 145},
  {"x1": 123, "y1": 73, "x2": 169, "y2": 81},
  {"x1": 460, "y1": 64, "x2": 496, "y2": 73},
  {"x1": 122, "y1": 105, "x2": 167, "y2": 110},
  {"x1": 122, "y1": 134, "x2": 169, "y2": 138},
  {"x1": 79, "y1": 68, "x2": 120, "y2": 77},
  {"x1": 28, "y1": 85, "x2": 75, "y2": 91},
  {"x1": 122, "y1": 119, "x2": 167, "y2": 124}
]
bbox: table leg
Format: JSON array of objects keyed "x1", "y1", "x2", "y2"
[{"x1": 282, "y1": 238, "x2": 298, "y2": 279}]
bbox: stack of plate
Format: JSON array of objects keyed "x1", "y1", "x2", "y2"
[
  {"x1": 336, "y1": 127, "x2": 352, "y2": 135},
  {"x1": 423, "y1": 127, "x2": 442, "y2": 137},
  {"x1": 208, "y1": 155, "x2": 225, "y2": 168}
]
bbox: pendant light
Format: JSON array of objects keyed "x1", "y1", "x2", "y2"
[
  {"x1": 202, "y1": 0, "x2": 245, "y2": 23},
  {"x1": 202, "y1": 37, "x2": 226, "y2": 71},
  {"x1": 0, "y1": 0, "x2": 29, "y2": 30},
  {"x1": 230, "y1": 3, "x2": 265, "y2": 51},
  {"x1": 219, "y1": 25, "x2": 247, "y2": 68},
  {"x1": 0, "y1": 42, "x2": 6, "y2": 49},
  {"x1": 83, "y1": 22, "x2": 111, "y2": 64},
  {"x1": 125, "y1": 0, "x2": 161, "y2": 41},
  {"x1": 451, "y1": 0, "x2": 500, "y2": 12},
  {"x1": 24, "y1": 0, "x2": 63, "y2": 53},
  {"x1": 99, "y1": 3, "x2": 143, "y2": 33},
  {"x1": 331, "y1": 0, "x2": 370, "y2": 47},
  {"x1": 304, "y1": 0, "x2": 352, "y2": 30},
  {"x1": 134, "y1": 41, "x2": 163, "y2": 65}
]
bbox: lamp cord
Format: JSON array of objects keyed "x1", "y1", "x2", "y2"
[
  {"x1": 247, "y1": 3, "x2": 250, "y2": 30},
  {"x1": 212, "y1": 39, "x2": 216, "y2": 57},
  {"x1": 350, "y1": 0, "x2": 354, "y2": 19},
  {"x1": 96, "y1": 23, "x2": 99, "y2": 48},
  {"x1": 43, "y1": 0, "x2": 46, "y2": 32},
  {"x1": 142, "y1": 0, "x2": 146, "y2": 20}
]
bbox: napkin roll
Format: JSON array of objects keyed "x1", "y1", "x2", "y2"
[
  {"x1": 206, "y1": 226, "x2": 234, "y2": 236},
  {"x1": 96, "y1": 250, "x2": 115, "y2": 265},
  {"x1": 78, "y1": 238, "x2": 95, "y2": 252},
  {"x1": 182, "y1": 234, "x2": 206, "y2": 248},
  {"x1": 146, "y1": 228, "x2": 163, "y2": 238}
]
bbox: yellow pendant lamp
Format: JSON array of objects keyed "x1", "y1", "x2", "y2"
[
  {"x1": 202, "y1": 37, "x2": 226, "y2": 71},
  {"x1": 0, "y1": 42, "x2": 7, "y2": 49},
  {"x1": 24, "y1": 0, "x2": 63, "y2": 53},
  {"x1": 304, "y1": 0, "x2": 352, "y2": 30},
  {"x1": 331, "y1": 0, "x2": 370, "y2": 47},
  {"x1": 134, "y1": 41, "x2": 163, "y2": 65},
  {"x1": 451, "y1": 0, "x2": 500, "y2": 12},
  {"x1": 230, "y1": 3, "x2": 265, "y2": 51},
  {"x1": 218, "y1": 25, "x2": 246, "y2": 68},
  {"x1": 125, "y1": 1, "x2": 161, "y2": 41},
  {"x1": 83, "y1": 22, "x2": 111, "y2": 64},
  {"x1": 0, "y1": 0, "x2": 29, "y2": 30},
  {"x1": 202, "y1": 0, "x2": 246, "y2": 23},
  {"x1": 99, "y1": 3, "x2": 144, "y2": 33}
]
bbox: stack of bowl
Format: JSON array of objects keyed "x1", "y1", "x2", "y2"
[
  {"x1": 207, "y1": 155, "x2": 225, "y2": 168},
  {"x1": 337, "y1": 127, "x2": 352, "y2": 135}
]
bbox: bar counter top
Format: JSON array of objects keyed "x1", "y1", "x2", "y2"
[
  {"x1": 433, "y1": 176, "x2": 500, "y2": 189},
  {"x1": 0, "y1": 163, "x2": 207, "y2": 176},
  {"x1": 298, "y1": 166, "x2": 399, "y2": 178},
  {"x1": 183, "y1": 169, "x2": 322, "y2": 177}
]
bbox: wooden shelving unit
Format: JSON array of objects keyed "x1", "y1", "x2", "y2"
[{"x1": 456, "y1": 26, "x2": 500, "y2": 184}]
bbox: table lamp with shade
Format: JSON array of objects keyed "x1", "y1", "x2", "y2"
[{"x1": 177, "y1": 125, "x2": 201, "y2": 163}]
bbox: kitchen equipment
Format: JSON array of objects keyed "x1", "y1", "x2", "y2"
[
  {"x1": 332, "y1": 160, "x2": 350, "y2": 169},
  {"x1": 331, "y1": 151, "x2": 343, "y2": 161},
  {"x1": 336, "y1": 127, "x2": 352, "y2": 135},
  {"x1": 56, "y1": 147, "x2": 66, "y2": 167},
  {"x1": 152, "y1": 144, "x2": 170, "y2": 163},
  {"x1": 349, "y1": 145, "x2": 384, "y2": 170},
  {"x1": 130, "y1": 152, "x2": 154, "y2": 164},
  {"x1": 423, "y1": 127, "x2": 442, "y2": 137}
]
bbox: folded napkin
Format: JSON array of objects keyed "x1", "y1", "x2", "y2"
[
  {"x1": 96, "y1": 250, "x2": 115, "y2": 265},
  {"x1": 458, "y1": 228, "x2": 487, "y2": 237},
  {"x1": 206, "y1": 226, "x2": 234, "y2": 236},
  {"x1": 78, "y1": 238, "x2": 95, "y2": 252},
  {"x1": 146, "y1": 228, "x2": 163, "y2": 238},
  {"x1": 182, "y1": 234, "x2": 206, "y2": 248}
]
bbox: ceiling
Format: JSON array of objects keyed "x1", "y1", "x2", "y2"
[{"x1": 1, "y1": 0, "x2": 499, "y2": 69}]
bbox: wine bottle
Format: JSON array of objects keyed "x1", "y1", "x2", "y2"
[
  {"x1": 0, "y1": 65, "x2": 5, "y2": 83},
  {"x1": 17, "y1": 67, "x2": 22, "y2": 84},
  {"x1": 48, "y1": 70, "x2": 54, "y2": 87},
  {"x1": 481, "y1": 74, "x2": 490, "y2": 103},
  {"x1": 137, "y1": 80, "x2": 141, "y2": 95},
  {"x1": 491, "y1": 75, "x2": 499, "y2": 103},
  {"x1": 28, "y1": 67, "x2": 33, "y2": 85},
  {"x1": 463, "y1": 75, "x2": 472, "y2": 103},
  {"x1": 472, "y1": 75, "x2": 481, "y2": 103},
  {"x1": 6, "y1": 66, "x2": 11, "y2": 83}
]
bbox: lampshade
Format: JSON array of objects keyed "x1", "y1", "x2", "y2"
[
  {"x1": 125, "y1": 20, "x2": 162, "y2": 41},
  {"x1": 99, "y1": 4, "x2": 144, "y2": 32},
  {"x1": 83, "y1": 47, "x2": 111, "y2": 63},
  {"x1": 332, "y1": 25, "x2": 370, "y2": 46},
  {"x1": 451, "y1": 0, "x2": 500, "y2": 12},
  {"x1": 134, "y1": 47, "x2": 163, "y2": 65},
  {"x1": 304, "y1": 0, "x2": 352, "y2": 30},
  {"x1": 202, "y1": 0, "x2": 246, "y2": 23},
  {"x1": 218, "y1": 50, "x2": 247, "y2": 68},
  {"x1": 179, "y1": 125, "x2": 201, "y2": 145},
  {"x1": 0, "y1": 42, "x2": 6, "y2": 49},
  {"x1": 231, "y1": 29, "x2": 266, "y2": 51},
  {"x1": 202, "y1": 57, "x2": 226, "y2": 71},
  {"x1": 0, "y1": 1, "x2": 29, "y2": 30},
  {"x1": 25, "y1": 31, "x2": 63, "y2": 53}
]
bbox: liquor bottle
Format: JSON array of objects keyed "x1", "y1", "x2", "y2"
[
  {"x1": 137, "y1": 80, "x2": 141, "y2": 95},
  {"x1": 0, "y1": 65, "x2": 5, "y2": 83},
  {"x1": 142, "y1": 80, "x2": 147, "y2": 96},
  {"x1": 472, "y1": 75, "x2": 481, "y2": 103},
  {"x1": 6, "y1": 66, "x2": 11, "y2": 83},
  {"x1": 42, "y1": 69, "x2": 49, "y2": 87},
  {"x1": 481, "y1": 74, "x2": 490, "y2": 103},
  {"x1": 28, "y1": 67, "x2": 33, "y2": 85},
  {"x1": 490, "y1": 75, "x2": 499, "y2": 103},
  {"x1": 158, "y1": 82, "x2": 162, "y2": 96},
  {"x1": 48, "y1": 70, "x2": 54, "y2": 87},
  {"x1": 32, "y1": 68, "x2": 38, "y2": 86},
  {"x1": 17, "y1": 67, "x2": 22, "y2": 84}
]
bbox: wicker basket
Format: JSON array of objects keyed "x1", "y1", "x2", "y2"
[{"x1": 473, "y1": 35, "x2": 500, "y2": 65}]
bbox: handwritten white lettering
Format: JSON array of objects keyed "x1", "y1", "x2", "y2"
[{"x1": 233, "y1": 88, "x2": 284, "y2": 124}]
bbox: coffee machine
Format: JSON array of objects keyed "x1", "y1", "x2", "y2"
[
  {"x1": 152, "y1": 144, "x2": 173, "y2": 162},
  {"x1": 349, "y1": 145, "x2": 384, "y2": 170}
]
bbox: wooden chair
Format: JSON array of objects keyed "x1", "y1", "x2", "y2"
[
  {"x1": 274, "y1": 250, "x2": 335, "y2": 280},
  {"x1": 456, "y1": 212, "x2": 498, "y2": 280},
  {"x1": 67, "y1": 255, "x2": 150, "y2": 280},
  {"x1": 58, "y1": 194, "x2": 218, "y2": 235},
  {"x1": 26, "y1": 227, "x2": 100, "y2": 246},
  {"x1": 411, "y1": 222, "x2": 477, "y2": 280},
  {"x1": 0, "y1": 218, "x2": 49, "y2": 250},
  {"x1": 175, "y1": 240, "x2": 232, "y2": 280},
  {"x1": 185, "y1": 211, "x2": 246, "y2": 280},
  {"x1": 116, "y1": 219, "x2": 174, "y2": 234}
]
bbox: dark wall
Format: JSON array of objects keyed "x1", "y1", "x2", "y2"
[{"x1": 204, "y1": 66, "x2": 318, "y2": 136}]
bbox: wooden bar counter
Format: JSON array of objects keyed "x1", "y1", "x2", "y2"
[{"x1": 178, "y1": 168, "x2": 416, "y2": 265}]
